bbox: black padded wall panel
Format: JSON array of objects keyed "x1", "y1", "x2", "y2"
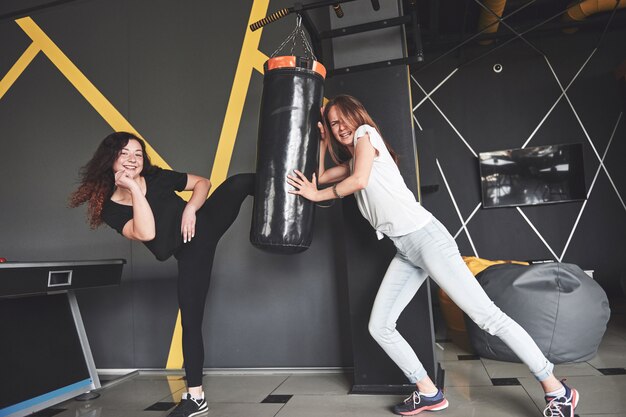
[{"x1": 326, "y1": 64, "x2": 437, "y2": 391}]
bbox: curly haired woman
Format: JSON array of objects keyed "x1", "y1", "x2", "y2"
[{"x1": 71, "y1": 132, "x2": 254, "y2": 417}]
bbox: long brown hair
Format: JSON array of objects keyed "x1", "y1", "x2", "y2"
[
  {"x1": 69, "y1": 132, "x2": 157, "y2": 228},
  {"x1": 322, "y1": 95, "x2": 399, "y2": 166}
]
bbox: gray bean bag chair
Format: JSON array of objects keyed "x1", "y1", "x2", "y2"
[{"x1": 465, "y1": 262, "x2": 610, "y2": 363}]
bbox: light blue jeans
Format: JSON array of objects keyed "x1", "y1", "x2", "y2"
[{"x1": 368, "y1": 217, "x2": 554, "y2": 383}]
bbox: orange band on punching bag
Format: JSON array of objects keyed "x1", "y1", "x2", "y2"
[{"x1": 265, "y1": 56, "x2": 326, "y2": 79}]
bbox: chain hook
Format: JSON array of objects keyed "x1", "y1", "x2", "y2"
[{"x1": 270, "y1": 13, "x2": 317, "y2": 61}]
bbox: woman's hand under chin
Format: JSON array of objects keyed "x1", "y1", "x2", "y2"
[{"x1": 114, "y1": 170, "x2": 140, "y2": 191}]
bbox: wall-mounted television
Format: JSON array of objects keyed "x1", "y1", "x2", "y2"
[{"x1": 479, "y1": 143, "x2": 587, "y2": 209}]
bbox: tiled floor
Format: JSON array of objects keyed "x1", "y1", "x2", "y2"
[{"x1": 37, "y1": 302, "x2": 626, "y2": 417}]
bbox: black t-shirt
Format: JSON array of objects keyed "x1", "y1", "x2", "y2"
[{"x1": 101, "y1": 168, "x2": 188, "y2": 261}]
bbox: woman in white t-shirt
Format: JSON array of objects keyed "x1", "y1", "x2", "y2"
[{"x1": 287, "y1": 95, "x2": 579, "y2": 417}]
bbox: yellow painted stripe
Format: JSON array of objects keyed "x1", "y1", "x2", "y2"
[
  {"x1": 253, "y1": 49, "x2": 269, "y2": 74},
  {"x1": 0, "y1": 42, "x2": 40, "y2": 100},
  {"x1": 14, "y1": 17, "x2": 171, "y2": 171},
  {"x1": 12, "y1": 17, "x2": 193, "y2": 368},
  {"x1": 209, "y1": 0, "x2": 270, "y2": 190},
  {"x1": 166, "y1": 311, "x2": 185, "y2": 371},
  {"x1": 166, "y1": 374, "x2": 184, "y2": 398},
  {"x1": 12, "y1": 7, "x2": 271, "y2": 372},
  {"x1": 16, "y1": 18, "x2": 192, "y2": 200},
  {"x1": 165, "y1": 0, "x2": 271, "y2": 370},
  {"x1": 406, "y1": 66, "x2": 422, "y2": 203}
]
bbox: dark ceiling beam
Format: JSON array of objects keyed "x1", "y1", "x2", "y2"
[{"x1": 319, "y1": 15, "x2": 411, "y2": 39}]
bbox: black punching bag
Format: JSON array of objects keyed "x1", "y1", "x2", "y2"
[{"x1": 251, "y1": 56, "x2": 326, "y2": 254}]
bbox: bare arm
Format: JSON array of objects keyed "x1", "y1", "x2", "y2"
[
  {"x1": 117, "y1": 172, "x2": 156, "y2": 241},
  {"x1": 318, "y1": 165, "x2": 350, "y2": 185},
  {"x1": 288, "y1": 133, "x2": 377, "y2": 202},
  {"x1": 317, "y1": 121, "x2": 350, "y2": 185},
  {"x1": 180, "y1": 174, "x2": 211, "y2": 243}
]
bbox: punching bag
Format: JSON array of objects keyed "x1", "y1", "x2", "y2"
[{"x1": 250, "y1": 56, "x2": 326, "y2": 254}]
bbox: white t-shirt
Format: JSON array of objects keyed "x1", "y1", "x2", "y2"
[{"x1": 350, "y1": 124, "x2": 432, "y2": 240}]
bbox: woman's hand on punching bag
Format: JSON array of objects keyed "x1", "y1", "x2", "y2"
[{"x1": 287, "y1": 170, "x2": 319, "y2": 202}]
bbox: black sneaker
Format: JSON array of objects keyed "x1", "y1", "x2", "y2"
[
  {"x1": 167, "y1": 393, "x2": 208, "y2": 417},
  {"x1": 543, "y1": 380, "x2": 579, "y2": 417},
  {"x1": 393, "y1": 389, "x2": 449, "y2": 415}
]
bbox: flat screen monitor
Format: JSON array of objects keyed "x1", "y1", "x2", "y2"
[{"x1": 479, "y1": 143, "x2": 587, "y2": 208}]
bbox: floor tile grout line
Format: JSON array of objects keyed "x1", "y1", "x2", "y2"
[
  {"x1": 518, "y1": 377, "x2": 544, "y2": 415},
  {"x1": 479, "y1": 357, "x2": 494, "y2": 385},
  {"x1": 272, "y1": 402, "x2": 287, "y2": 417},
  {"x1": 269, "y1": 374, "x2": 293, "y2": 396}
]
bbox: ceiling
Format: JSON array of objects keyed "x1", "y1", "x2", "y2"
[
  {"x1": 404, "y1": 0, "x2": 626, "y2": 53},
  {"x1": 1, "y1": 0, "x2": 623, "y2": 66}
]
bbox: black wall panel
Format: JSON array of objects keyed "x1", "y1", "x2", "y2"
[
  {"x1": 326, "y1": 62, "x2": 437, "y2": 390},
  {"x1": 412, "y1": 27, "x2": 626, "y2": 294}
]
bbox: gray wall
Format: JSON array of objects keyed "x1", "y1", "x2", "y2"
[{"x1": 0, "y1": 0, "x2": 356, "y2": 369}]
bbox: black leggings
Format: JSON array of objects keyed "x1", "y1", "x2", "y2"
[{"x1": 174, "y1": 173, "x2": 254, "y2": 387}]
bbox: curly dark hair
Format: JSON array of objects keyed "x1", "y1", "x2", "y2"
[{"x1": 69, "y1": 132, "x2": 158, "y2": 228}]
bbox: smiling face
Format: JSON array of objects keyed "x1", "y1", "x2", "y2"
[
  {"x1": 112, "y1": 139, "x2": 144, "y2": 179},
  {"x1": 327, "y1": 105, "x2": 357, "y2": 148}
]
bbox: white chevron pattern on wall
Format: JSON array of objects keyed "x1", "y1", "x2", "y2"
[{"x1": 410, "y1": 23, "x2": 625, "y2": 264}]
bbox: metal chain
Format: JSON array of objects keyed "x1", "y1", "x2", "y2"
[
  {"x1": 270, "y1": 14, "x2": 316, "y2": 60},
  {"x1": 297, "y1": 15, "x2": 316, "y2": 59},
  {"x1": 289, "y1": 15, "x2": 300, "y2": 56}
]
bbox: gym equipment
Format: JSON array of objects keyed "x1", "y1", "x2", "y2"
[
  {"x1": 250, "y1": 16, "x2": 326, "y2": 254},
  {"x1": 0, "y1": 259, "x2": 125, "y2": 417},
  {"x1": 249, "y1": 0, "x2": 358, "y2": 31}
]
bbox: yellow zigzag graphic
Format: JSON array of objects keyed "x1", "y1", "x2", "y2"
[
  {"x1": 169, "y1": 0, "x2": 270, "y2": 370},
  {"x1": 0, "y1": 0, "x2": 271, "y2": 372},
  {"x1": 12, "y1": 17, "x2": 174, "y2": 172}
]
